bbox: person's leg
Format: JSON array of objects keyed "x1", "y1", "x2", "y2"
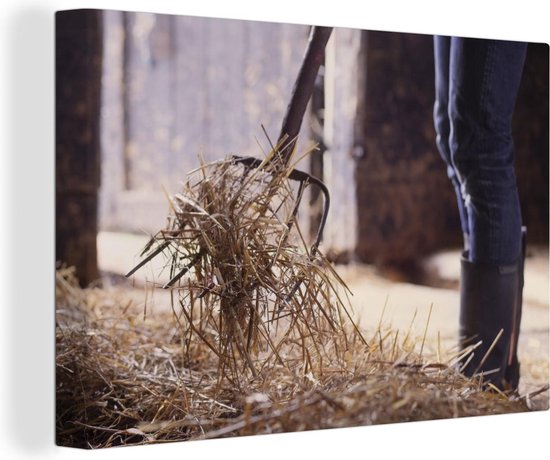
[
  {"x1": 448, "y1": 37, "x2": 527, "y2": 265},
  {"x1": 448, "y1": 37, "x2": 527, "y2": 390},
  {"x1": 433, "y1": 36, "x2": 470, "y2": 250}
]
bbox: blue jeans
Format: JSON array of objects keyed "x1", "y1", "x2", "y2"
[{"x1": 433, "y1": 36, "x2": 527, "y2": 264}]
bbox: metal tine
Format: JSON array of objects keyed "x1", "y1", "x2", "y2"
[
  {"x1": 139, "y1": 235, "x2": 157, "y2": 257},
  {"x1": 126, "y1": 240, "x2": 171, "y2": 278}
]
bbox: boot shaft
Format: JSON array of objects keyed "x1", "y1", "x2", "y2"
[{"x1": 459, "y1": 228, "x2": 525, "y2": 392}]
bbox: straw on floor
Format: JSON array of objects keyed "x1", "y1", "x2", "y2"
[{"x1": 56, "y1": 265, "x2": 535, "y2": 448}]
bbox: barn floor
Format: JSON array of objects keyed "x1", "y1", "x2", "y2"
[{"x1": 96, "y1": 231, "x2": 549, "y2": 407}]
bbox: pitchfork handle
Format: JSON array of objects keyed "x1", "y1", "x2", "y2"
[{"x1": 277, "y1": 26, "x2": 333, "y2": 164}]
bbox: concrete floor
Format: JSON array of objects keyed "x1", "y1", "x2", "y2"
[
  {"x1": 97, "y1": 231, "x2": 549, "y2": 401},
  {"x1": 338, "y1": 250, "x2": 549, "y2": 400}
]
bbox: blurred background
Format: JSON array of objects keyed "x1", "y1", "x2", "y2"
[{"x1": 57, "y1": 10, "x2": 548, "y2": 276}]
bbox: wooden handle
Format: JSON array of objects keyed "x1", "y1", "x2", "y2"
[{"x1": 276, "y1": 26, "x2": 333, "y2": 164}]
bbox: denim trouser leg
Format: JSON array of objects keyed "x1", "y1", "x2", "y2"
[
  {"x1": 434, "y1": 36, "x2": 527, "y2": 264},
  {"x1": 433, "y1": 36, "x2": 470, "y2": 248}
]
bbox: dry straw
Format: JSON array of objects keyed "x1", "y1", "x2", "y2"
[
  {"x1": 56, "y1": 267, "x2": 542, "y2": 448},
  {"x1": 125, "y1": 148, "x2": 365, "y2": 385},
  {"x1": 56, "y1": 150, "x2": 546, "y2": 448}
]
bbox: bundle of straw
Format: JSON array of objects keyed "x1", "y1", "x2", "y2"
[
  {"x1": 127, "y1": 150, "x2": 365, "y2": 385},
  {"x1": 56, "y1": 268, "x2": 537, "y2": 448}
]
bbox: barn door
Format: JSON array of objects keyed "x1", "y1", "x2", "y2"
[{"x1": 99, "y1": 11, "x2": 311, "y2": 235}]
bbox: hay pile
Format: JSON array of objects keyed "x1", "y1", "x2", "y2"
[
  {"x1": 56, "y1": 267, "x2": 534, "y2": 448},
  {"x1": 56, "y1": 152, "x2": 539, "y2": 448}
]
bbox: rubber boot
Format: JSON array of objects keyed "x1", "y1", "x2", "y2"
[
  {"x1": 503, "y1": 227, "x2": 526, "y2": 390},
  {"x1": 459, "y1": 228, "x2": 526, "y2": 392}
]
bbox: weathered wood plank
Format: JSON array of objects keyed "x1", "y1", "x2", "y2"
[
  {"x1": 101, "y1": 14, "x2": 311, "y2": 234},
  {"x1": 56, "y1": 9, "x2": 103, "y2": 286}
]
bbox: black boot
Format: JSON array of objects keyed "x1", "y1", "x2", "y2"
[
  {"x1": 459, "y1": 228, "x2": 526, "y2": 391},
  {"x1": 503, "y1": 227, "x2": 527, "y2": 389}
]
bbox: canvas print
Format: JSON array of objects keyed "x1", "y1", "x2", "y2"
[{"x1": 55, "y1": 9, "x2": 549, "y2": 448}]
